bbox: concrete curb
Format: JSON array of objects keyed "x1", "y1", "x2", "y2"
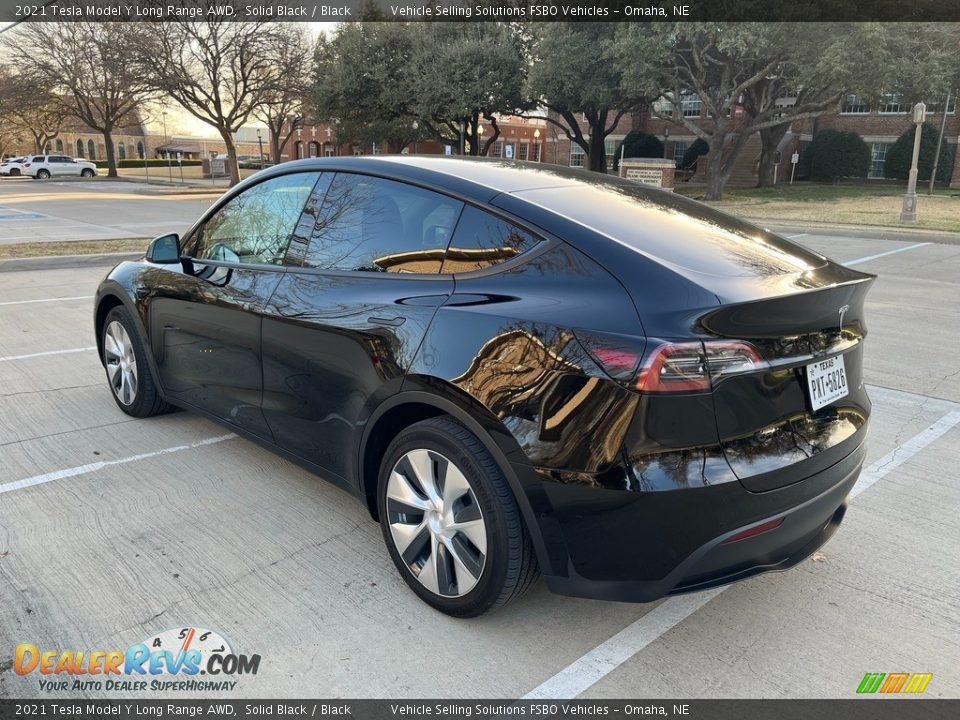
[
  {"x1": 0, "y1": 252, "x2": 141, "y2": 273},
  {"x1": 756, "y1": 220, "x2": 960, "y2": 245}
]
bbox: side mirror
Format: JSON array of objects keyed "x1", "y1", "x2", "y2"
[{"x1": 145, "y1": 233, "x2": 181, "y2": 264}]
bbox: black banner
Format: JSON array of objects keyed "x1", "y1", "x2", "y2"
[
  {"x1": 0, "y1": 700, "x2": 957, "y2": 720},
  {"x1": 1, "y1": 0, "x2": 960, "y2": 23}
]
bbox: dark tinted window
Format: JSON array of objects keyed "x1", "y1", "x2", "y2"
[
  {"x1": 441, "y1": 205, "x2": 541, "y2": 273},
  {"x1": 303, "y1": 173, "x2": 463, "y2": 274},
  {"x1": 194, "y1": 172, "x2": 322, "y2": 266}
]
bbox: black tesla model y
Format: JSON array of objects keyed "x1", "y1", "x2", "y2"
[{"x1": 95, "y1": 157, "x2": 874, "y2": 616}]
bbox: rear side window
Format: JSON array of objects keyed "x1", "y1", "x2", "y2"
[
  {"x1": 303, "y1": 173, "x2": 463, "y2": 274},
  {"x1": 442, "y1": 205, "x2": 541, "y2": 273}
]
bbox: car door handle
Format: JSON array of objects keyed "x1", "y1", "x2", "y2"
[{"x1": 368, "y1": 315, "x2": 406, "y2": 327}]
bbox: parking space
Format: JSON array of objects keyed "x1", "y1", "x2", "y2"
[
  {"x1": 0, "y1": 181, "x2": 217, "y2": 244},
  {"x1": 0, "y1": 233, "x2": 958, "y2": 699}
]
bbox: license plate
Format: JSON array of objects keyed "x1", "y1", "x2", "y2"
[{"x1": 806, "y1": 354, "x2": 849, "y2": 411}]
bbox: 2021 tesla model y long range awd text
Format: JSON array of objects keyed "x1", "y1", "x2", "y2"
[{"x1": 94, "y1": 158, "x2": 874, "y2": 617}]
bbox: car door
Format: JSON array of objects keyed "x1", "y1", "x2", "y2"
[
  {"x1": 260, "y1": 172, "x2": 462, "y2": 483},
  {"x1": 146, "y1": 171, "x2": 324, "y2": 438}
]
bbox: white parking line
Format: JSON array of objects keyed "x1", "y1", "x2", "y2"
[
  {"x1": 0, "y1": 347, "x2": 96, "y2": 363},
  {"x1": 0, "y1": 295, "x2": 92, "y2": 306},
  {"x1": 845, "y1": 242, "x2": 931, "y2": 266},
  {"x1": 0, "y1": 434, "x2": 237, "y2": 496},
  {"x1": 522, "y1": 409, "x2": 960, "y2": 700},
  {"x1": 785, "y1": 233, "x2": 809, "y2": 239}
]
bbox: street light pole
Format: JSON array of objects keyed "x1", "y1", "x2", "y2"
[
  {"x1": 257, "y1": 129, "x2": 264, "y2": 170},
  {"x1": 928, "y1": 90, "x2": 951, "y2": 196},
  {"x1": 900, "y1": 102, "x2": 926, "y2": 224},
  {"x1": 162, "y1": 111, "x2": 172, "y2": 183}
]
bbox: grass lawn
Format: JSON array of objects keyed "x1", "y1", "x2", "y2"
[
  {"x1": 0, "y1": 238, "x2": 149, "y2": 259},
  {"x1": 675, "y1": 183, "x2": 960, "y2": 233}
]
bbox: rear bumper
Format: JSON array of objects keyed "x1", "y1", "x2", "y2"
[{"x1": 532, "y1": 440, "x2": 865, "y2": 603}]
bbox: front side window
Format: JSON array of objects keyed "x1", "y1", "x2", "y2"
[
  {"x1": 193, "y1": 172, "x2": 322, "y2": 266},
  {"x1": 441, "y1": 205, "x2": 542, "y2": 273},
  {"x1": 303, "y1": 173, "x2": 463, "y2": 274}
]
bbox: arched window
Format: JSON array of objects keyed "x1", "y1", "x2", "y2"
[
  {"x1": 118, "y1": 142, "x2": 126, "y2": 160},
  {"x1": 87, "y1": 140, "x2": 96, "y2": 160},
  {"x1": 137, "y1": 141, "x2": 145, "y2": 159},
  {"x1": 308, "y1": 141, "x2": 319, "y2": 157},
  {"x1": 55, "y1": 139, "x2": 63, "y2": 153},
  {"x1": 76, "y1": 140, "x2": 84, "y2": 157},
  {"x1": 295, "y1": 140, "x2": 304, "y2": 159}
]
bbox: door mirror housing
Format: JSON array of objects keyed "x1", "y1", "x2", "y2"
[{"x1": 145, "y1": 233, "x2": 181, "y2": 264}]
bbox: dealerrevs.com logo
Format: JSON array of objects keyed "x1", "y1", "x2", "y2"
[{"x1": 15, "y1": 626, "x2": 260, "y2": 693}]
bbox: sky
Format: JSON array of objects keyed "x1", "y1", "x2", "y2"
[{"x1": 0, "y1": 20, "x2": 338, "y2": 139}]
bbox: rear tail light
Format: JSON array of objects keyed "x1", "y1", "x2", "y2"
[
  {"x1": 23, "y1": 163, "x2": 31, "y2": 167},
  {"x1": 637, "y1": 340, "x2": 765, "y2": 393},
  {"x1": 576, "y1": 333, "x2": 765, "y2": 394}
]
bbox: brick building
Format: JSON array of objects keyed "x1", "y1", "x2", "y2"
[{"x1": 639, "y1": 93, "x2": 960, "y2": 188}]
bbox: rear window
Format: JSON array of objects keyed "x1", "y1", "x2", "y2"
[
  {"x1": 442, "y1": 206, "x2": 541, "y2": 273},
  {"x1": 510, "y1": 183, "x2": 826, "y2": 278}
]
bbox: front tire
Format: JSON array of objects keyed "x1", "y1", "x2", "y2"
[
  {"x1": 378, "y1": 416, "x2": 539, "y2": 617},
  {"x1": 81, "y1": 168, "x2": 95, "y2": 177},
  {"x1": 101, "y1": 306, "x2": 170, "y2": 417}
]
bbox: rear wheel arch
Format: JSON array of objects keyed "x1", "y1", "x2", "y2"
[{"x1": 360, "y1": 388, "x2": 555, "y2": 576}]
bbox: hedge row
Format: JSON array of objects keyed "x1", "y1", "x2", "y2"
[{"x1": 92, "y1": 158, "x2": 203, "y2": 169}]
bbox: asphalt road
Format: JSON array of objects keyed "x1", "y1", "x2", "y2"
[
  {"x1": 0, "y1": 231, "x2": 958, "y2": 700},
  {"x1": 0, "y1": 178, "x2": 219, "y2": 244}
]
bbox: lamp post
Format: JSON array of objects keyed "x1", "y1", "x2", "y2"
[
  {"x1": 162, "y1": 111, "x2": 172, "y2": 182},
  {"x1": 412, "y1": 120, "x2": 419, "y2": 155},
  {"x1": 477, "y1": 123, "x2": 485, "y2": 156},
  {"x1": 257, "y1": 128, "x2": 264, "y2": 170},
  {"x1": 928, "y1": 90, "x2": 951, "y2": 196},
  {"x1": 534, "y1": 128, "x2": 541, "y2": 161},
  {"x1": 900, "y1": 101, "x2": 926, "y2": 224}
]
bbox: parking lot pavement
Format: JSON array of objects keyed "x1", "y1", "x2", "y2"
[
  {"x1": 0, "y1": 233, "x2": 958, "y2": 699},
  {"x1": 0, "y1": 180, "x2": 218, "y2": 244}
]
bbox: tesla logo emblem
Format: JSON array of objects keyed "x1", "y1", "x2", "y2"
[{"x1": 838, "y1": 304, "x2": 850, "y2": 332}]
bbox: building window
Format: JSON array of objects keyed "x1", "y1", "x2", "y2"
[
  {"x1": 569, "y1": 144, "x2": 585, "y2": 168},
  {"x1": 87, "y1": 140, "x2": 96, "y2": 160},
  {"x1": 353, "y1": 147, "x2": 363, "y2": 156},
  {"x1": 76, "y1": 140, "x2": 84, "y2": 158},
  {"x1": 118, "y1": 142, "x2": 126, "y2": 160},
  {"x1": 869, "y1": 142, "x2": 890, "y2": 178},
  {"x1": 492, "y1": 140, "x2": 504, "y2": 158},
  {"x1": 308, "y1": 141, "x2": 319, "y2": 157},
  {"x1": 372, "y1": 143, "x2": 381, "y2": 155},
  {"x1": 673, "y1": 141, "x2": 688, "y2": 169},
  {"x1": 652, "y1": 98, "x2": 674, "y2": 118},
  {"x1": 517, "y1": 143, "x2": 528, "y2": 161},
  {"x1": 532, "y1": 143, "x2": 541, "y2": 162},
  {"x1": 681, "y1": 95, "x2": 702, "y2": 118},
  {"x1": 926, "y1": 94, "x2": 957, "y2": 115},
  {"x1": 604, "y1": 138, "x2": 618, "y2": 167},
  {"x1": 841, "y1": 94, "x2": 869, "y2": 114},
  {"x1": 879, "y1": 93, "x2": 908, "y2": 114},
  {"x1": 55, "y1": 139, "x2": 63, "y2": 153},
  {"x1": 137, "y1": 141, "x2": 145, "y2": 159},
  {"x1": 323, "y1": 145, "x2": 334, "y2": 157}
]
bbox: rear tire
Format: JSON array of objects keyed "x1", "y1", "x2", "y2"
[
  {"x1": 9, "y1": 168, "x2": 20, "y2": 176},
  {"x1": 81, "y1": 168, "x2": 94, "y2": 177},
  {"x1": 377, "y1": 416, "x2": 539, "y2": 617},
  {"x1": 101, "y1": 306, "x2": 170, "y2": 417},
  {"x1": 36, "y1": 169, "x2": 50, "y2": 179}
]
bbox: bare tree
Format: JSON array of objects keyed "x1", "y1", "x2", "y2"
[
  {"x1": 255, "y1": 26, "x2": 312, "y2": 164},
  {"x1": 0, "y1": 68, "x2": 68, "y2": 153},
  {"x1": 141, "y1": 7, "x2": 287, "y2": 185},
  {"x1": 15, "y1": 23, "x2": 152, "y2": 176}
]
